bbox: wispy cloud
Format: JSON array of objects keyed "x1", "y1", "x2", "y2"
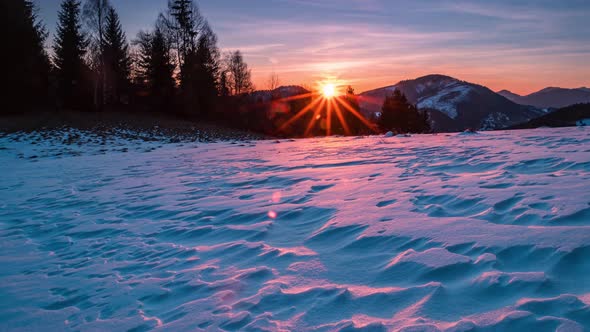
[{"x1": 37, "y1": 0, "x2": 590, "y2": 94}]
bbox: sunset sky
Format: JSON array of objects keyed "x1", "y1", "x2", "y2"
[{"x1": 38, "y1": 0, "x2": 590, "y2": 95}]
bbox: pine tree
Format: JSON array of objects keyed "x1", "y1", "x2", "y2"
[
  {"x1": 420, "y1": 108, "x2": 431, "y2": 133},
  {"x1": 134, "y1": 33, "x2": 150, "y2": 85},
  {"x1": 191, "y1": 23, "x2": 220, "y2": 118},
  {"x1": 103, "y1": 6, "x2": 131, "y2": 104},
  {"x1": 342, "y1": 86, "x2": 367, "y2": 135},
  {"x1": 1, "y1": 0, "x2": 51, "y2": 112},
  {"x1": 166, "y1": 0, "x2": 218, "y2": 116},
  {"x1": 53, "y1": 0, "x2": 90, "y2": 109},
  {"x1": 378, "y1": 90, "x2": 430, "y2": 133},
  {"x1": 166, "y1": 0, "x2": 202, "y2": 81},
  {"x1": 134, "y1": 28, "x2": 175, "y2": 110},
  {"x1": 379, "y1": 90, "x2": 406, "y2": 133}
]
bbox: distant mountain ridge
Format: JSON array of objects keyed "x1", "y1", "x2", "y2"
[
  {"x1": 498, "y1": 87, "x2": 590, "y2": 108},
  {"x1": 509, "y1": 103, "x2": 590, "y2": 129},
  {"x1": 359, "y1": 75, "x2": 544, "y2": 132}
]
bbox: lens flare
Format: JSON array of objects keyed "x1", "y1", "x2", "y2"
[{"x1": 322, "y1": 84, "x2": 336, "y2": 98}]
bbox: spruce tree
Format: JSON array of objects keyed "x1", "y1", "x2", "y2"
[
  {"x1": 342, "y1": 86, "x2": 367, "y2": 135},
  {"x1": 1, "y1": 0, "x2": 51, "y2": 112},
  {"x1": 103, "y1": 6, "x2": 131, "y2": 104},
  {"x1": 134, "y1": 28, "x2": 175, "y2": 110},
  {"x1": 379, "y1": 90, "x2": 406, "y2": 133},
  {"x1": 167, "y1": 0, "x2": 201, "y2": 81},
  {"x1": 192, "y1": 23, "x2": 220, "y2": 118},
  {"x1": 166, "y1": 0, "x2": 214, "y2": 115},
  {"x1": 378, "y1": 90, "x2": 430, "y2": 133},
  {"x1": 53, "y1": 0, "x2": 90, "y2": 109}
]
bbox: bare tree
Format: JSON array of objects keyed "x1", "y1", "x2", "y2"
[
  {"x1": 267, "y1": 72, "x2": 280, "y2": 91},
  {"x1": 224, "y1": 50, "x2": 253, "y2": 95},
  {"x1": 83, "y1": 0, "x2": 110, "y2": 108}
]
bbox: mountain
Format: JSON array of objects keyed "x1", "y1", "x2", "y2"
[
  {"x1": 248, "y1": 85, "x2": 310, "y2": 102},
  {"x1": 497, "y1": 89, "x2": 522, "y2": 102},
  {"x1": 498, "y1": 87, "x2": 590, "y2": 108},
  {"x1": 359, "y1": 75, "x2": 545, "y2": 132},
  {"x1": 509, "y1": 103, "x2": 590, "y2": 129}
]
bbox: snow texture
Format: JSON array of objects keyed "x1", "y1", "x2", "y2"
[
  {"x1": 480, "y1": 112, "x2": 510, "y2": 131},
  {"x1": 1, "y1": 127, "x2": 590, "y2": 331},
  {"x1": 417, "y1": 82, "x2": 471, "y2": 119}
]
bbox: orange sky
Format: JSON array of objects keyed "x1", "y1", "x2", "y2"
[
  {"x1": 242, "y1": 34, "x2": 590, "y2": 95},
  {"x1": 39, "y1": 0, "x2": 590, "y2": 95}
]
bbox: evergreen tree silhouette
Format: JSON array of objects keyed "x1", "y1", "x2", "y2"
[
  {"x1": 2, "y1": 0, "x2": 51, "y2": 112},
  {"x1": 134, "y1": 27, "x2": 176, "y2": 110},
  {"x1": 166, "y1": 0, "x2": 201, "y2": 84},
  {"x1": 342, "y1": 86, "x2": 369, "y2": 135},
  {"x1": 191, "y1": 23, "x2": 220, "y2": 118},
  {"x1": 53, "y1": 0, "x2": 91, "y2": 110},
  {"x1": 167, "y1": 0, "x2": 219, "y2": 116},
  {"x1": 103, "y1": 6, "x2": 131, "y2": 104},
  {"x1": 379, "y1": 90, "x2": 430, "y2": 133}
]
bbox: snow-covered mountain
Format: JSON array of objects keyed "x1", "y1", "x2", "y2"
[
  {"x1": 360, "y1": 74, "x2": 544, "y2": 132},
  {"x1": 498, "y1": 87, "x2": 590, "y2": 108},
  {"x1": 509, "y1": 103, "x2": 590, "y2": 129}
]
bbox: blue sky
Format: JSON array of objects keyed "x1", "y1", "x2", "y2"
[{"x1": 37, "y1": 0, "x2": 590, "y2": 94}]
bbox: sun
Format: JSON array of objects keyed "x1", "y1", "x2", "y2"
[
  {"x1": 322, "y1": 83, "x2": 336, "y2": 98},
  {"x1": 276, "y1": 77, "x2": 377, "y2": 137}
]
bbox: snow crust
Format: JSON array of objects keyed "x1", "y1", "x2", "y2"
[{"x1": 1, "y1": 127, "x2": 590, "y2": 331}]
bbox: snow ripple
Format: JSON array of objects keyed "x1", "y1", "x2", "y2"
[{"x1": 1, "y1": 127, "x2": 590, "y2": 331}]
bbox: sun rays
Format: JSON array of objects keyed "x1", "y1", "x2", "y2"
[{"x1": 276, "y1": 81, "x2": 377, "y2": 137}]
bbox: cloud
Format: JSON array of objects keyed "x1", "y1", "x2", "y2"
[{"x1": 206, "y1": 1, "x2": 589, "y2": 94}]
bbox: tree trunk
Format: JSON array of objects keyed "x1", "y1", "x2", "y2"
[
  {"x1": 94, "y1": 76, "x2": 99, "y2": 110},
  {"x1": 99, "y1": 13, "x2": 106, "y2": 109}
]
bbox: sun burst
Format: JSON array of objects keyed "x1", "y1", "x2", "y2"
[{"x1": 276, "y1": 79, "x2": 377, "y2": 137}]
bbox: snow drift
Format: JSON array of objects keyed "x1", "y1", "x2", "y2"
[{"x1": 1, "y1": 127, "x2": 590, "y2": 331}]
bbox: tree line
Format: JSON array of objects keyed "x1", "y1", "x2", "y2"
[
  {"x1": 6, "y1": 0, "x2": 430, "y2": 136},
  {"x1": 378, "y1": 90, "x2": 430, "y2": 134},
  {"x1": 6, "y1": 0, "x2": 254, "y2": 115}
]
